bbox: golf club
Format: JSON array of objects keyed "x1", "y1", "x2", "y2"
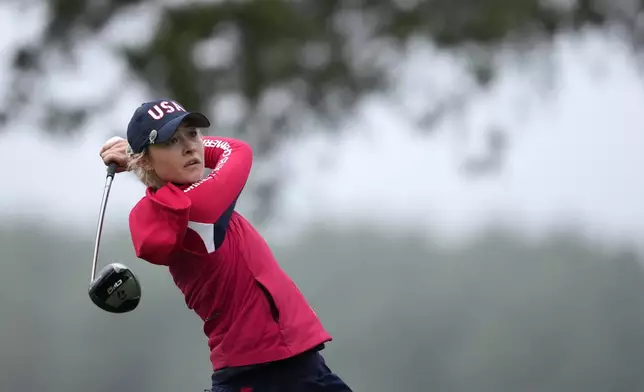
[{"x1": 88, "y1": 162, "x2": 141, "y2": 313}]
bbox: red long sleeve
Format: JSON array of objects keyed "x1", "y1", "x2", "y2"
[
  {"x1": 129, "y1": 184, "x2": 192, "y2": 265},
  {"x1": 183, "y1": 136, "x2": 253, "y2": 223},
  {"x1": 128, "y1": 136, "x2": 252, "y2": 263}
]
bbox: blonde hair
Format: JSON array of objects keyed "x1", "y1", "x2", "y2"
[
  {"x1": 127, "y1": 149, "x2": 165, "y2": 189},
  {"x1": 126, "y1": 125, "x2": 204, "y2": 189}
]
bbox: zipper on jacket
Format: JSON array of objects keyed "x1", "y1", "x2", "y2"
[
  {"x1": 206, "y1": 310, "x2": 220, "y2": 322},
  {"x1": 256, "y1": 281, "x2": 280, "y2": 322}
]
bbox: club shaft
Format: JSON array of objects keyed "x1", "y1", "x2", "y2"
[{"x1": 90, "y1": 163, "x2": 117, "y2": 283}]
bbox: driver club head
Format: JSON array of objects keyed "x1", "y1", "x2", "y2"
[{"x1": 89, "y1": 262, "x2": 141, "y2": 313}]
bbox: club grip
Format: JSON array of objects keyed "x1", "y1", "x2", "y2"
[{"x1": 107, "y1": 162, "x2": 118, "y2": 178}]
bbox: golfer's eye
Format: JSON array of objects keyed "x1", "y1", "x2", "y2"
[
  {"x1": 167, "y1": 137, "x2": 178, "y2": 145},
  {"x1": 189, "y1": 129, "x2": 199, "y2": 138}
]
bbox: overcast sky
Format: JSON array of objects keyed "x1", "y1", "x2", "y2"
[{"x1": 0, "y1": 3, "x2": 642, "y2": 251}]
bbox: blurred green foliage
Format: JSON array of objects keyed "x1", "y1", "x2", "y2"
[
  {"x1": 10, "y1": 0, "x2": 637, "y2": 145},
  {"x1": 5, "y1": 0, "x2": 642, "y2": 218},
  {"x1": 2, "y1": 220, "x2": 644, "y2": 391}
]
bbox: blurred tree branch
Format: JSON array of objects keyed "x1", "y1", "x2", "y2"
[{"x1": 5, "y1": 0, "x2": 644, "y2": 219}]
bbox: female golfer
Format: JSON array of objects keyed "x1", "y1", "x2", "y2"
[{"x1": 99, "y1": 99, "x2": 352, "y2": 391}]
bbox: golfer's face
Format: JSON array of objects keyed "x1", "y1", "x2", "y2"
[{"x1": 148, "y1": 126, "x2": 205, "y2": 185}]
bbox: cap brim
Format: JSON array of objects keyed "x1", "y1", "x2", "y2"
[{"x1": 156, "y1": 112, "x2": 211, "y2": 143}]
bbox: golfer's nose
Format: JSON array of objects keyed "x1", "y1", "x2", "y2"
[{"x1": 183, "y1": 138, "x2": 197, "y2": 154}]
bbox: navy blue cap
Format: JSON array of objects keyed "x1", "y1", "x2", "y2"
[{"x1": 126, "y1": 99, "x2": 210, "y2": 154}]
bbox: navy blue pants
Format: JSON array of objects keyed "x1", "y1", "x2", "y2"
[{"x1": 210, "y1": 350, "x2": 353, "y2": 392}]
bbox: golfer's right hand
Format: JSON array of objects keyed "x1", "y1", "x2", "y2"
[{"x1": 100, "y1": 136, "x2": 129, "y2": 173}]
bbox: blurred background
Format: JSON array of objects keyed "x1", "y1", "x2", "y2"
[{"x1": 1, "y1": 0, "x2": 644, "y2": 391}]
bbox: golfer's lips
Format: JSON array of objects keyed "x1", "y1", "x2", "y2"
[{"x1": 185, "y1": 158, "x2": 202, "y2": 167}]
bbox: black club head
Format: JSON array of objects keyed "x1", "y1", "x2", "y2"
[{"x1": 88, "y1": 262, "x2": 141, "y2": 313}]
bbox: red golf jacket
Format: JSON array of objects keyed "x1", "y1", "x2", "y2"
[{"x1": 127, "y1": 136, "x2": 332, "y2": 371}]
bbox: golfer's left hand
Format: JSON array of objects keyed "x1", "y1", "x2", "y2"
[{"x1": 100, "y1": 136, "x2": 130, "y2": 173}]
